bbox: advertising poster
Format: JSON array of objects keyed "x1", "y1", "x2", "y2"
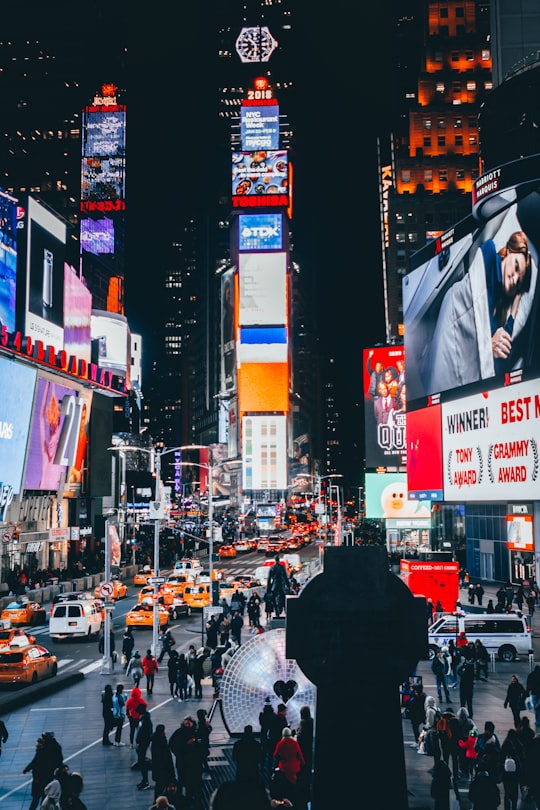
[
  {"x1": 406, "y1": 404, "x2": 444, "y2": 501},
  {"x1": 24, "y1": 377, "x2": 81, "y2": 490},
  {"x1": 83, "y1": 110, "x2": 126, "y2": 158},
  {"x1": 26, "y1": 196, "x2": 66, "y2": 347},
  {"x1": 240, "y1": 105, "x2": 280, "y2": 151},
  {"x1": 80, "y1": 217, "x2": 115, "y2": 254},
  {"x1": 0, "y1": 188, "x2": 18, "y2": 332},
  {"x1": 63, "y1": 265, "x2": 92, "y2": 362},
  {"x1": 404, "y1": 157, "x2": 540, "y2": 404},
  {"x1": 442, "y1": 377, "x2": 540, "y2": 502},
  {"x1": 365, "y1": 472, "x2": 431, "y2": 522},
  {"x1": 221, "y1": 269, "x2": 237, "y2": 393},
  {"x1": 288, "y1": 432, "x2": 310, "y2": 492},
  {"x1": 363, "y1": 346, "x2": 406, "y2": 469},
  {"x1": 232, "y1": 151, "x2": 288, "y2": 197},
  {"x1": 238, "y1": 252, "x2": 287, "y2": 326},
  {"x1": 238, "y1": 213, "x2": 283, "y2": 251},
  {"x1": 241, "y1": 414, "x2": 287, "y2": 491},
  {"x1": 0, "y1": 357, "x2": 37, "y2": 493}
]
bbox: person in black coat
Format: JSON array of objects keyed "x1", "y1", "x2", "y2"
[
  {"x1": 122, "y1": 627, "x2": 135, "y2": 668},
  {"x1": 296, "y1": 705, "x2": 314, "y2": 810},
  {"x1": 457, "y1": 645, "x2": 476, "y2": 718},
  {"x1": 23, "y1": 734, "x2": 63, "y2": 810},
  {"x1": 151, "y1": 724, "x2": 176, "y2": 799},
  {"x1": 407, "y1": 685, "x2": 427, "y2": 745},
  {"x1": 101, "y1": 684, "x2": 115, "y2": 746},
  {"x1": 504, "y1": 675, "x2": 527, "y2": 728},
  {"x1": 135, "y1": 704, "x2": 153, "y2": 790},
  {"x1": 430, "y1": 759, "x2": 452, "y2": 810},
  {"x1": 232, "y1": 725, "x2": 263, "y2": 781},
  {"x1": 167, "y1": 650, "x2": 179, "y2": 698}
]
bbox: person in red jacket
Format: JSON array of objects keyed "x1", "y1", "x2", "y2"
[
  {"x1": 142, "y1": 649, "x2": 159, "y2": 695},
  {"x1": 272, "y1": 727, "x2": 305, "y2": 806},
  {"x1": 126, "y1": 686, "x2": 148, "y2": 749}
]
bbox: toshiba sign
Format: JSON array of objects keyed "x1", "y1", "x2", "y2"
[{"x1": 442, "y1": 378, "x2": 540, "y2": 501}]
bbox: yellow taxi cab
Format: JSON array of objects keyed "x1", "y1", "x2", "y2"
[
  {"x1": 0, "y1": 643, "x2": 58, "y2": 685},
  {"x1": 137, "y1": 586, "x2": 191, "y2": 620},
  {"x1": 1, "y1": 598, "x2": 47, "y2": 628},
  {"x1": 163, "y1": 573, "x2": 195, "y2": 597},
  {"x1": 183, "y1": 583, "x2": 212, "y2": 610},
  {"x1": 125, "y1": 599, "x2": 169, "y2": 630},
  {"x1": 93, "y1": 578, "x2": 128, "y2": 601},
  {"x1": 0, "y1": 628, "x2": 36, "y2": 646},
  {"x1": 218, "y1": 544, "x2": 237, "y2": 558},
  {"x1": 133, "y1": 567, "x2": 154, "y2": 586}
]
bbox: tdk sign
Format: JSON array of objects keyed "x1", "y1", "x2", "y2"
[{"x1": 239, "y1": 214, "x2": 282, "y2": 251}]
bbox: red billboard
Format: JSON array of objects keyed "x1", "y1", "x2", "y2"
[{"x1": 363, "y1": 346, "x2": 406, "y2": 469}]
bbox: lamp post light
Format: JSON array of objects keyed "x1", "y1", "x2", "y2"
[
  {"x1": 100, "y1": 509, "x2": 118, "y2": 675},
  {"x1": 176, "y1": 456, "x2": 216, "y2": 603}
]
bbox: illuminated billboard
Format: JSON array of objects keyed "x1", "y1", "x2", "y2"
[
  {"x1": 363, "y1": 346, "x2": 406, "y2": 469},
  {"x1": 80, "y1": 217, "x2": 115, "y2": 254},
  {"x1": 64, "y1": 266, "x2": 92, "y2": 362},
  {"x1": 238, "y1": 214, "x2": 283, "y2": 251},
  {"x1": 238, "y1": 252, "x2": 287, "y2": 326},
  {"x1": 24, "y1": 196, "x2": 66, "y2": 347},
  {"x1": 406, "y1": 404, "x2": 444, "y2": 501},
  {"x1": 238, "y1": 363, "x2": 288, "y2": 413},
  {"x1": 240, "y1": 105, "x2": 280, "y2": 151},
  {"x1": 442, "y1": 377, "x2": 540, "y2": 502},
  {"x1": 221, "y1": 269, "x2": 237, "y2": 393},
  {"x1": 83, "y1": 110, "x2": 126, "y2": 158},
  {"x1": 238, "y1": 327, "x2": 288, "y2": 363},
  {"x1": 507, "y1": 514, "x2": 534, "y2": 551},
  {"x1": 404, "y1": 155, "x2": 540, "y2": 404},
  {"x1": 365, "y1": 472, "x2": 431, "y2": 524},
  {"x1": 0, "y1": 189, "x2": 18, "y2": 332},
  {"x1": 81, "y1": 156, "x2": 125, "y2": 203},
  {"x1": 24, "y1": 376, "x2": 86, "y2": 491},
  {"x1": 91, "y1": 312, "x2": 130, "y2": 381},
  {"x1": 0, "y1": 357, "x2": 37, "y2": 493},
  {"x1": 232, "y1": 151, "x2": 288, "y2": 198},
  {"x1": 241, "y1": 414, "x2": 287, "y2": 490}
]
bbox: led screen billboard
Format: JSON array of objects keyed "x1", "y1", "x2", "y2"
[
  {"x1": 365, "y1": 472, "x2": 431, "y2": 524},
  {"x1": 221, "y1": 269, "x2": 237, "y2": 393},
  {"x1": 24, "y1": 376, "x2": 84, "y2": 491},
  {"x1": 0, "y1": 189, "x2": 18, "y2": 332},
  {"x1": 442, "y1": 376, "x2": 540, "y2": 502},
  {"x1": 83, "y1": 110, "x2": 126, "y2": 157},
  {"x1": 238, "y1": 327, "x2": 288, "y2": 363},
  {"x1": 240, "y1": 106, "x2": 279, "y2": 151},
  {"x1": 232, "y1": 151, "x2": 288, "y2": 198},
  {"x1": 238, "y1": 363, "x2": 289, "y2": 413},
  {"x1": 25, "y1": 196, "x2": 66, "y2": 347},
  {"x1": 241, "y1": 414, "x2": 287, "y2": 490},
  {"x1": 0, "y1": 357, "x2": 37, "y2": 493},
  {"x1": 80, "y1": 217, "x2": 115, "y2": 254},
  {"x1": 406, "y1": 404, "x2": 444, "y2": 501},
  {"x1": 507, "y1": 514, "x2": 533, "y2": 551},
  {"x1": 81, "y1": 156, "x2": 125, "y2": 202},
  {"x1": 363, "y1": 346, "x2": 406, "y2": 469},
  {"x1": 404, "y1": 157, "x2": 540, "y2": 404},
  {"x1": 238, "y1": 252, "x2": 287, "y2": 326},
  {"x1": 90, "y1": 312, "x2": 130, "y2": 380},
  {"x1": 238, "y1": 214, "x2": 283, "y2": 251},
  {"x1": 64, "y1": 266, "x2": 92, "y2": 362}
]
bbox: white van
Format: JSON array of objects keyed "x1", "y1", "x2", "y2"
[
  {"x1": 49, "y1": 599, "x2": 103, "y2": 640},
  {"x1": 428, "y1": 612, "x2": 532, "y2": 662}
]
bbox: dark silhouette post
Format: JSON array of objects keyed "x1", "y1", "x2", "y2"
[{"x1": 287, "y1": 545, "x2": 428, "y2": 810}]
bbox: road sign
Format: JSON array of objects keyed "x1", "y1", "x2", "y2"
[
  {"x1": 148, "y1": 576, "x2": 165, "y2": 585},
  {"x1": 99, "y1": 582, "x2": 114, "y2": 598}
]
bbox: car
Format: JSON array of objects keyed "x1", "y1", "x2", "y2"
[
  {"x1": 225, "y1": 575, "x2": 262, "y2": 590},
  {"x1": 49, "y1": 591, "x2": 96, "y2": 617},
  {"x1": 174, "y1": 558, "x2": 202, "y2": 573},
  {"x1": 0, "y1": 629, "x2": 36, "y2": 647},
  {"x1": 183, "y1": 583, "x2": 212, "y2": 610},
  {"x1": 257, "y1": 536, "x2": 270, "y2": 553},
  {"x1": 0, "y1": 599, "x2": 47, "y2": 627},
  {"x1": 93, "y1": 578, "x2": 128, "y2": 601},
  {"x1": 134, "y1": 568, "x2": 154, "y2": 586},
  {"x1": 234, "y1": 540, "x2": 254, "y2": 554},
  {"x1": 166, "y1": 594, "x2": 192, "y2": 620},
  {"x1": 0, "y1": 643, "x2": 58, "y2": 685},
  {"x1": 218, "y1": 544, "x2": 237, "y2": 558},
  {"x1": 125, "y1": 601, "x2": 170, "y2": 630},
  {"x1": 163, "y1": 574, "x2": 195, "y2": 596}
]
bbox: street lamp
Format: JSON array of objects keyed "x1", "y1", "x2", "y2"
[{"x1": 100, "y1": 508, "x2": 118, "y2": 675}]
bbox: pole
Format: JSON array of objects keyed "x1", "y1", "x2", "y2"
[
  {"x1": 152, "y1": 450, "x2": 161, "y2": 657},
  {"x1": 120, "y1": 450, "x2": 127, "y2": 562},
  {"x1": 208, "y1": 461, "x2": 217, "y2": 604},
  {"x1": 101, "y1": 516, "x2": 113, "y2": 674}
]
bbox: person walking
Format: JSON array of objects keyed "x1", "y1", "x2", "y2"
[
  {"x1": 23, "y1": 736, "x2": 54, "y2": 810},
  {"x1": 475, "y1": 582, "x2": 485, "y2": 607},
  {"x1": 122, "y1": 627, "x2": 135, "y2": 669},
  {"x1": 504, "y1": 675, "x2": 527, "y2": 729},
  {"x1": 135, "y1": 704, "x2": 153, "y2": 791},
  {"x1": 169, "y1": 716, "x2": 198, "y2": 788},
  {"x1": 158, "y1": 629, "x2": 176, "y2": 664},
  {"x1": 432, "y1": 649, "x2": 452, "y2": 704},
  {"x1": 150, "y1": 724, "x2": 176, "y2": 800},
  {"x1": 112, "y1": 683, "x2": 127, "y2": 746},
  {"x1": 438, "y1": 705, "x2": 461, "y2": 778},
  {"x1": 0, "y1": 717, "x2": 8, "y2": 759},
  {"x1": 526, "y1": 590, "x2": 536, "y2": 618},
  {"x1": 230, "y1": 610, "x2": 244, "y2": 645},
  {"x1": 468, "y1": 584, "x2": 476, "y2": 605},
  {"x1": 407, "y1": 683, "x2": 427, "y2": 746},
  {"x1": 499, "y1": 728, "x2": 524, "y2": 810},
  {"x1": 457, "y1": 645, "x2": 476, "y2": 718},
  {"x1": 126, "y1": 650, "x2": 144, "y2": 687},
  {"x1": 272, "y1": 727, "x2": 305, "y2": 808},
  {"x1": 525, "y1": 663, "x2": 540, "y2": 732},
  {"x1": 40, "y1": 778, "x2": 62, "y2": 810},
  {"x1": 247, "y1": 592, "x2": 261, "y2": 629},
  {"x1": 232, "y1": 724, "x2": 263, "y2": 782},
  {"x1": 175, "y1": 652, "x2": 189, "y2": 702},
  {"x1": 142, "y1": 649, "x2": 159, "y2": 695},
  {"x1": 515, "y1": 584, "x2": 525, "y2": 612},
  {"x1": 193, "y1": 648, "x2": 205, "y2": 700},
  {"x1": 259, "y1": 698, "x2": 277, "y2": 780},
  {"x1": 468, "y1": 764, "x2": 501, "y2": 810},
  {"x1": 196, "y1": 708, "x2": 213, "y2": 780},
  {"x1": 430, "y1": 758, "x2": 453, "y2": 810},
  {"x1": 167, "y1": 650, "x2": 179, "y2": 698},
  {"x1": 474, "y1": 640, "x2": 490, "y2": 681},
  {"x1": 101, "y1": 683, "x2": 115, "y2": 747},
  {"x1": 424, "y1": 694, "x2": 443, "y2": 763},
  {"x1": 458, "y1": 728, "x2": 479, "y2": 781},
  {"x1": 263, "y1": 591, "x2": 275, "y2": 624},
  {"x1": 126, "y1": 686, "x2": 148, "y2": 749},
  {"x1": 474, "y1": 721, "x2": 501, "y2": 783},
  {"x1": 296, "y1": 705, "x2": 314, "y2": 810}
]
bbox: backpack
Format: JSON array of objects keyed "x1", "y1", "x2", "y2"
[
  {"x1": 504, "y1": 756, "x2": 517, "y2": 773},
  {"x1": 436, "y1": 713, "x2": 453, "y2": 740}
]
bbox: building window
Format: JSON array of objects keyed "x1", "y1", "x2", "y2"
[
  {"x1": 454, "y1": 118, "x2": 463, "y2": 128},
  {"x1": 408, "y1": 232, "x2": 417, "y2": 243},
  {"x1": 401, "y1": 171, "x2": 411, "y2": 183},
  {"x1": 440, "y1": 7, "x2": 448, "y2": 17},
  {"x1": 468, "y1": 117, "x2": 478, "y2": 128},
  {"x1": 482, "y1": 49, "x2": 490, "y2": 61},
  {"x1": 424, "y1": 136, "x2": 432, "y2": 148},
  {"x1": 452, "y1": 81, "x2": 461, "y2": 93},
  {"x1": 456, "y1": 25, "x2": 465, "y2": 35},
  {"x1": 424, "y1": 170, "x2": 433, "y2": 182},
  {"x1": 484, "y1": 81, "x2": 493, "y2": 90},
  {"x1": 456, "y1": 169, "x2": 465, "y2": 180},
  {"x1": 437, "y1": 135, "x2": 446, "y2": 147},
  {"x1": 456, "y1": 6, "x2": 464, "y2": 16},
  {"x1": 436, "y1": 82, "x2": 445, "y2": 92},
  {"x1": 423, "y1": 119, "x2": 432, "y2": 130},
  {"x1": 395, "y1": 212, "x2": 405, "y2": 224},
  {"x1": 439, "y1": 170, "x2": 448, "y2": 183},
  {"x1": 469, "y1": 135, "x2": 478, "y2": 146},
  {"x1": 440, "y1": 25, "x2": 449, "y2": 36},
  {"x1": 437, "y1": 119, "x2": 446, "y2": 130},
  {"x1": 455, "y1": 135, "x2": 463, "y2": 146},
  {"x1": 397, "y1": 267, "x2": 407, "y2": 276},
  {"x1": 406, "y1": 212, "x2": 417, "y2": 224},
  {"x1": 451, "y1": 51, "x2": 459, "y2": 62},
  {"x1": 434, "y1": 51, "x2": 443, "y2": 63},
  {"x1": 465, "y1": 50, "x2": 473, "y2": 61},
  {"x1": 467, "y1": 81, "x2": 476, "y2": 91},
  {"x1": 396, "y1": 232, "x2": 406, "y2": 243}
]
